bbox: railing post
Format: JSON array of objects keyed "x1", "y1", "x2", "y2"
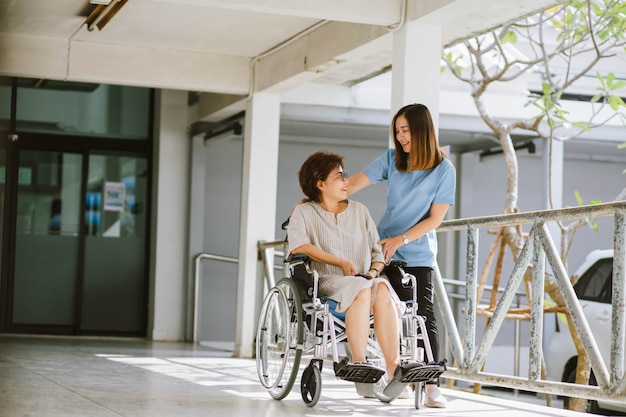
[
  {"x1": 612, "y1": 209, "x2": 625, "y2": 389},
  {"x1": 529, "y1": 224, "x2": 545, "y2": 382},
  {"x1": 464, "y1": 226, "x2": 478, "y2": 369}
]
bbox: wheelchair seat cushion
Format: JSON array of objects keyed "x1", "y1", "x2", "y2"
[{"x1": 322, "y1": 298, "x2": 346, "y2": 321}]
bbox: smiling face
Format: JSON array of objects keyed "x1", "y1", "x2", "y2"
[
  {"x1": 394, "y1": 114, "x2": 411, "y2": 154},
  {"x1": 318, "y1": 165, "x2": 349, "y2": 203}
]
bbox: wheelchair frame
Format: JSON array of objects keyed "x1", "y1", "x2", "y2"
[{"x1": 256, "y1": 255, "x2": 446, "y2": 408}]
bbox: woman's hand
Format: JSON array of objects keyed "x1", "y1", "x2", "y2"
[
  {"x1": 378, "y1": 236, "x2": 403, "y2": 264},
  {"x1": 366, "y1": 269, "x2": 378, "y2": 279},
  {"x1": 339, "y1": 259, "x2": 358, "y2": 276}
]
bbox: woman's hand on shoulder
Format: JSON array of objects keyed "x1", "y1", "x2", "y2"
[
  {"x1": 378, "y1": 236, "x2": 403, "y2": 264},
  {"x1": 347, "y1": 171, "x2": 371, "y2": 195}
]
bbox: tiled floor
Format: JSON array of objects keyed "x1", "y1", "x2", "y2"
[{"x1": 0, "y1": 334, "x2": 585, "y2": 417}]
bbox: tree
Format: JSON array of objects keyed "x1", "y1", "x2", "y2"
[{"x1": 442, "y1": 0, "x2": 626, "y2": 411}]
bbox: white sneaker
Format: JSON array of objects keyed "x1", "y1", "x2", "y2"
[
  {"x1": 398, "y1": 385, "x2": 410, "y2": 399},
  {"x1": 423, "y1": 386, "x2": 447, "y2": 408}
]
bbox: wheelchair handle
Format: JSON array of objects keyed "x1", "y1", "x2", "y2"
[{"x1": 397, "y1": 265, "x2": 418, "y2": 304}]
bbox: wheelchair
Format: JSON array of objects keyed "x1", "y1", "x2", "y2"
[{"x1": 255, "y1": 254, "x2": 447, "y2": 408}]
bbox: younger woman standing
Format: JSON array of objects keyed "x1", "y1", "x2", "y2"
[{"x1": 348, "y1": 103, "x2": 456, "y2": 408}]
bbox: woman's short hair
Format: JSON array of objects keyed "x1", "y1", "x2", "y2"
[
  {"x1": 298, "y1": 151, "x2": 345, "y2": 202},
  {"x1": 391, "y1": 103, "x2": 444, "y2": 171}
]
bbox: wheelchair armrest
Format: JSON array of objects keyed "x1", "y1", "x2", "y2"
[
  {"x1": 387, "y1": 260, "x2": 407, "y2": 268},
  {"x1": 286, "y1": 253, "x2": 309, "y2": 263}
]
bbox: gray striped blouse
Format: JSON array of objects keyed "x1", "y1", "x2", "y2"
[{"x1": 288, "y1": 200, "x2": 403, "y2": 316}]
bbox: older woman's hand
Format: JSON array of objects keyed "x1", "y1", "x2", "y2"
[{"x1": 339, "y1": 259, "x2": 358, "y2": 276}]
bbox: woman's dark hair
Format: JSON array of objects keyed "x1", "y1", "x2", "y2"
[
  {"x1": 298, "y1": 151, "x2": 345, "y2": 203},
  {"x1": 391, "y1": 103, "x2": 445, "y2": 171}
]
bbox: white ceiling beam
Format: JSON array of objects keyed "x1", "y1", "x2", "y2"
[
  {"x1": 68, "y1": 41, "x2": 250, "y2": 92},
  {"x1": 416, "y1": 0, "x2": 560, "y2": 45},
  {"x1": 148, "y1": 0, "x2": 403, "y2": 26},
  {"x1": 196, "y1": 21, "x2": 392, "y2": 121},
  {"x1": 0, "y1": 34, "x2": 70, "y2": 81},
  {"x1": 255, "y1": 22, "x2": 390, "y2": 93},
  {"x1": 197, "y1": 93, "x2": 247, "y2": 122},
  {"x1": 0, "y1": 33, "x2": 251, "y2": 93}
]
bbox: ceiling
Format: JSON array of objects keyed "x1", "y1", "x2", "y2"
[{"x1": 0, "y1": 0, "x2": 560, "y2": 124}]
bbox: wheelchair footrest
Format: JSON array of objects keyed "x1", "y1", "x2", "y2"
[
  {"x1": 396, "y1": 360, "x2": 447, "y2": 384},
  {"x1": 333, "y1": 359, "x2": 385, "y2": 383}
]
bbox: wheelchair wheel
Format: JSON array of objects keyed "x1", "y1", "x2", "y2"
[
  {"x1": 256, "y1": 278, "x2": 303, "y2": 400},
  {"x1": 301, "y1": 362, "x2": 322, "y2": 407}
]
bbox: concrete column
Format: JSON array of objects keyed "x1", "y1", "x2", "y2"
[
  {"x1": 185, "y1": 134, "x2": 208, "y2": 341},
  {"x1": 391, "y1": 22, "x2": 442, "y2": 131},
  {"x1": 150, "y1": 89, "x2": 190, "y2": 341},
  {"x1": 234, "y1": 92, "x2": 280, "y2": 358}
]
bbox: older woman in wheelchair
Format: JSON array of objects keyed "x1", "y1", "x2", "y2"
[{"x1": 256, "y1": 151, "x2": 445, "y2": 407}]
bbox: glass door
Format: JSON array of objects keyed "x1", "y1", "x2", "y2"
[
  {"x1": 6, "y1": 148, "x2": 149, "y2": 335},
  {"x1": 0, "y1": 77, "x2": 151, "y2": 336},
  {"x1": 0, "y1": 148, "x2": 6, "y2": 330},
  {"x1": 11, "y1": 150, "x2": 82, "y2": 330},
  {"x1": 81, "y1": 153, "x2": 148, "y2": 333}
]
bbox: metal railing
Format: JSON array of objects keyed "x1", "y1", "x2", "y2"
[
  {"x1": 257, "y1": 201, "x2": 626, "y2": 405},
  {"x1": 191, "y1": 243, "x2": 286, "y2": 343},
  {"x1": 191, "y1": 253, "x2": 238, "y2": 343}
]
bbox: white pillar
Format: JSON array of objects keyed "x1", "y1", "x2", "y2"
[
  {"x1": 234, "y1": 92, "x2": 280, "y2": 358},
  {"x1": 391, "y1": 22, "x2": 442, "y2": 131},
  {"x1": 185, "y1": 134, "x2": 208, "y2": 341},
  {"x1": 150, "y1": 89, "x2": 189, "y2": 341}
]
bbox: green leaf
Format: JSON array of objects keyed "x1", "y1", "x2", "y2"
[
  {"x1": 607, "y1": 72, "x2": 615, "y2": 85},
  {"x1": 574, "y1": 191, "x2": 583, "y2": 206},
  {"x1": 608, "y1": 95, "x2": 620, "y2": 111},
  {"x1": 611, "y1": 80, "x2": 626, "y2": 90},
  {"x1": 596, "y1": 71, "x2": 607, "y2": 89},
  {"x1": 501, "y1": 30, "x2": 518, "y2": 44},
  {"x1": 572, "y1": 121, "x2": 591, "y2": 131},
  {"x1": 592, "y1": 221, "x2": 599, "y2": 234}
]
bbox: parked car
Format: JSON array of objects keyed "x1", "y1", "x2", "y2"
[{"x1": 545, "y1": 249, "x2": 624, "y2": 415}]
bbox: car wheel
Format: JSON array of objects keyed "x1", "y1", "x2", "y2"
[{"x1": 563, "y1": 368, "x2": 599, "y2": 414}]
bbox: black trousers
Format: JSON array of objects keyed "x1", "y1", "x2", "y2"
[{"x1": 384, "y1": 265, "x2": 440, "y2": 384}]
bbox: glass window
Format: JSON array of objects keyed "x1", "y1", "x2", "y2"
[
  {"x1": 0, "y1": 78, "x2": 11, "y2": 132},
  {"x1": 0, "y1": 149, "x2": 5, "y2": 280},
  {"x1": 85, "y1": 154, "x2": 147, "y2": 238},
  {"x1": 81, "y1": 153, "x2": 148, "y2": 332},
  {"x1": 14, "y1": 78, "x2": 150, "y2": 140},
  {"x1": 13, "y1": 151, "x2": 83, "y2": 325},
  {"x1": 574, "y1": 258, "x2": 613, "y2": 304}
]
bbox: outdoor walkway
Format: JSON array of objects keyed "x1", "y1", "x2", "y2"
[{"x1": 0, "y1": 334, "x2": 585, "y2": 417}]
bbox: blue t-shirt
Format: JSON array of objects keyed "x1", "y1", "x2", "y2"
[{"x1": 363, "y1": 149, "x2": 456, "y2": 267}]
